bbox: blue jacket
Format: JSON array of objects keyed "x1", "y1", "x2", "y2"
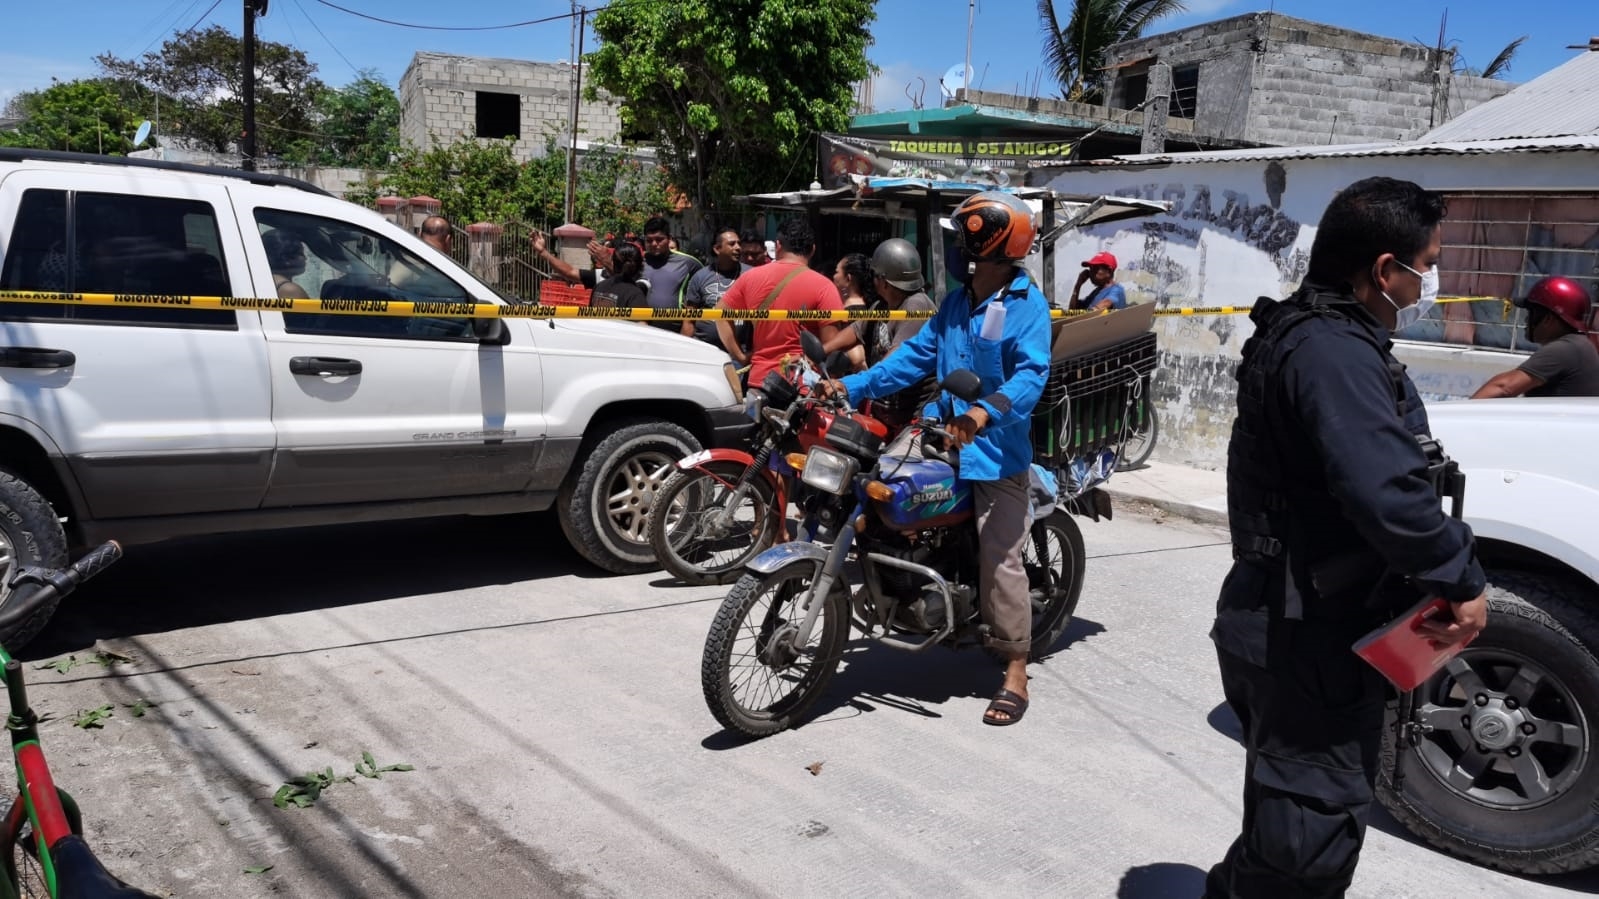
[{"x1": 841, "y1": 269, "x2": 1050, "y2": 481}]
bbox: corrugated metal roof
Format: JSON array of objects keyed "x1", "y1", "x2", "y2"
[
  {"x1": 1062, "y1": 134, "x2": 1599, "y2": 168},
  {"x1": 1421, "y1": 50, "x2": 1599, "y2": 142}
]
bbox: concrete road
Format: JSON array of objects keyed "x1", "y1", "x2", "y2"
[{"x1": 15, "y1": 508, "x2": 1598, "y2": 898}]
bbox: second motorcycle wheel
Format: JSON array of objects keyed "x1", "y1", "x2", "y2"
[{"x1": 649, "y1": 461, "x2": 782, "y2": 585}]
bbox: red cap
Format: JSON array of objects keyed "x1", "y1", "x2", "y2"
[{"x1": 1082, "y1": 252, "x2": 1118, "y2": 270}]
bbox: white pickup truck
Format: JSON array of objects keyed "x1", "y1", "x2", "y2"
[
  {"x1": 0, "y1": 149, "x2": 750, "y2": 645},
  {"x1": 1378, "y1": 396, "x2": 1599, "y2": 875}
]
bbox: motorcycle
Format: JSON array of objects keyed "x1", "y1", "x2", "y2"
[
  {"x1": 700, "y1": 342, "x2": 1085, "y2": 738},
  {"x1": 649, "y1": 355, "x2": 890, "y2": 585}
]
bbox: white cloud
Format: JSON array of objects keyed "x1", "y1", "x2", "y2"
[{"x1": 867, "y1": 60, "x2": 952, "y2": 113}]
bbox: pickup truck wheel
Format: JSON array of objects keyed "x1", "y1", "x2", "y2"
[
  {"x1": 557, "y1": 419, "x2": 700, "y2": 574},
  {"x1": 0, "y1": 471, "x2": 69, "y2": 648},
  {"x1": 1378, "y1": 571, "x2": 1599, "y2": 874}
]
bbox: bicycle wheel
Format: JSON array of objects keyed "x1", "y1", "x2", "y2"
[
  {"x1": 649, "y1": 462, "x2": 782, "y2": 586},
  {"x1": 0, "y1": 796, "x2": 48, "y2": 899},
  {"x1": 1117, "y1": 403, "x2": 1158, "y2": 472},
  {"x1": 701, "y1": 561, "x2": 849, "y2": 737}
]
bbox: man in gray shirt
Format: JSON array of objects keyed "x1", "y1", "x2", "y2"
[
  {"x1": 641, "y1": 216, "x2": 702, "y2": 332},
  {"x1": 1472, "y1": 276, "x2": 1599, "y2": 398},
  {"x1": 682, "y1": 228, "x2": 747, "y2": 349}
]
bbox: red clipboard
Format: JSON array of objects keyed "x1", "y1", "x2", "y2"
[{"x1": 1353, "y1": 597, "x2": 1476, "y2": 691}]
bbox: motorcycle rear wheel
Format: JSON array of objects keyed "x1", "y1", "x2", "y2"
[
  {"x1": 701, "y1": 561, "x2": 848, "y2": 738},
  {"x1": 649, "y1": 461, "x2": 782, "y2": 586},
  {"x1": 1018, "y1": 510, "x2": 1087, "y2": 661}
]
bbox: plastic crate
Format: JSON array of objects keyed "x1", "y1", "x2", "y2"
[{"x1": 1031, "y1": 331, "x2": 1157, "y2": 463}]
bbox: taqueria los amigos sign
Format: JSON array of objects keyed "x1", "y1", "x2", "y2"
[{"x1": 819, "y1": 133, "x2": 1073, "y2": 189}]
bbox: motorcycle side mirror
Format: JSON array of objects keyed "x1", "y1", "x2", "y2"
[
  {"x1": 799, "y1": 330, "x2": 827, "y2": 366},
  {"x1": 941, "y1": 369, "x2": 983, "y2": 403}
]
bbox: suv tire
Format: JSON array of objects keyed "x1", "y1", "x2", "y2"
[
  {"x1": 1378, "y1": 571, "x2": 1599, "y2": 874},
  {"x1": 0, "y1": 470, "x2": 69, "y2": 648},
  {"x1": 557, "y1": 419, "x2": 700, "y2": 574}
]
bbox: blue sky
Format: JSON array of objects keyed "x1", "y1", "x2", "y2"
[{"x1": 1, "y1": 1, "x2": 1589, "y2": 115}]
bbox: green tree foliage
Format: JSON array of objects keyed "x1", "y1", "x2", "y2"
[
  {"x1": 96, "y1": 25, "x2": 324, "y2": 159},
  {"x1": 586, "y1": 0, "x2": 875, "y2": 216},
  {"x1": 1037, "y1": 0, "x2": 1187, "y2": 103},
  {"x1": 0, "y1": 79, "x2": 142, "y2": 155},
  {"x1": 364, "y1": 137, "x2": 669, "y2": 238},
  {"x1": 300, "y1": 72, "x2": 402, "y2": 168}
]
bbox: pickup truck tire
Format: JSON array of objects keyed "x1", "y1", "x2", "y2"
[
  {"x1": 0, "y1": 470, "x2": 69, "y2": 648},
  {"x1": 557, "y1": 419, "x2": 700, "y2": 574},
  {"x1": 1378, "y1": 571, "x2": 1599, "y2": 875}
]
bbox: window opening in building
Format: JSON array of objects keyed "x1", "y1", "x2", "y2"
[
  {"x1": 1168, "y1": 65, "x2": 1199, "y2": 119},
  {"x1": 476, "y1": 91, "x2": 521, "y2": 140}
]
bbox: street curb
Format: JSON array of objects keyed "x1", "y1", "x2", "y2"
[{"x1": 1104, "y1": 489, "x2": 1230, "y2": 529}]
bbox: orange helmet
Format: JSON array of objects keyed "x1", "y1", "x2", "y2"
[
  {"x1": 1518, "y1": 276, "x2": 1593, "y2": 334},
  {"x1": 949, "y1": 191, "x2": 1037, "y2": 262}
]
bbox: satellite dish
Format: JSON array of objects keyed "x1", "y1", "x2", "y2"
[
  {"x1": 940, "y1": 63, "x2": 974, "y2": 97},
  {"x1": 133, "y1": 121, "x2": 151, "y2": 147}
]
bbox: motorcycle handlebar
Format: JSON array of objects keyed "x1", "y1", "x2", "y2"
[{"x1": 0, "y1": 541, "x2": 123, "y2": 640}]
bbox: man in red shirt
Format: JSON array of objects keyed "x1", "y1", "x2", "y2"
[{"x1": 716, "y1": 218, "x2": 842, "y2": 386}]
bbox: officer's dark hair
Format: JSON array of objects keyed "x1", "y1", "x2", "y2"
[
  {"x1": 774, "y1": 217, "x2": 816, "y2": 256},
  {"x1": 1307, "y1": 177, "x2": 1447, "y2": 285},
  {"x1": 643, "y1": 217, "x2": 670, "y2": 237}
]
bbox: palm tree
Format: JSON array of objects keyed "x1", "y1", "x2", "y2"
[{"x1": 1037, "y1": 0, "x2": 1188, "y2": 103}]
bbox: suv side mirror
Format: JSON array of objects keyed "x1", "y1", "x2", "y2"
[{"x1": 473, "y1": 317, "x2": 510, "y2": 344}]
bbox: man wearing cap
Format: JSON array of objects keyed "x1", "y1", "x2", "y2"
[
  {"x1": 1471, "y1": 275, "x2": 1599, "y2": 398},
  {"x1": 1071, "y1": 252, "x2": 1128, "y2": 312}
]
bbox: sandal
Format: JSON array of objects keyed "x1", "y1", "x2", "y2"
[{"x1": 983, "y1": 688, "x2": 1029, "y2": 726}]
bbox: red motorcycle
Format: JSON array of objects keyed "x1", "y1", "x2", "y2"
[{"x1": 649, "y1": 360, "x2": 890, "y2": 585}]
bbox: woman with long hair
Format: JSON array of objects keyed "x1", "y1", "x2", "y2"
[{"x1": 833, "y1": 253, "x2": 877, "y2": 370}]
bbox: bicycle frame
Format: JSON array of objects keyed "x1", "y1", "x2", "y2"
[{"x1": 0, "y1": 648, "x2": 81, "y2": 899}]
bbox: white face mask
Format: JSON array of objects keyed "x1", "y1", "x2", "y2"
[{"x1": 1381, "y1": 259, "x2": 1439, "y2": 331}]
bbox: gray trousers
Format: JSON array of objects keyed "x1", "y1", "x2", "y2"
[{"x1": 975, "y1": 471, "x2": 1032, "y2": 655}]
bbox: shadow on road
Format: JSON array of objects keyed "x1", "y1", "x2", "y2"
[
  {"x1": 26, "y1": 511, "x2": 601, "y2": 659},
  {"x1": 700, "y1": 615, "x2": 1108, "y2": 749},
  {"x1": 1116, "y1": 862, "x2": 1207, "y2": 898}
]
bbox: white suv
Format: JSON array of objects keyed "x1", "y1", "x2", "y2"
[
  {"x1": 0, "y1": 149, "x2": 749, "y2": 644},
  {"x1": 1378, "y1": 396, "x2": 1599, "y2": 875}
]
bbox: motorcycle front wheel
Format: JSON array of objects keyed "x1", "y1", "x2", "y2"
[
  {"x1": 649, "y1": 461, "x2": 782, "y2": 586},
  {"x1": 701, "y1": 561, "x2": 849, "y2": 737}
]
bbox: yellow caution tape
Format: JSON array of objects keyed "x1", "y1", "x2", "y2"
[{"x1": 0, "y1": 290, "x2": 1505, "y2": 321}]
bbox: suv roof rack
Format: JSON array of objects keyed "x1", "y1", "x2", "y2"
[{"x1": 0, "y1": 148, "x2": 334, "y2": 198}]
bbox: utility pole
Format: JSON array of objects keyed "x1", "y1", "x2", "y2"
[
  {"x1": 243, "y1": 0, "x2": 268, "y2": 171},
  {"x1": 964, "y1": 0, "x2": 975, "y2": 101},
  {"x1": 564, "y1": 5, "x2": 587, "y2": 224}
]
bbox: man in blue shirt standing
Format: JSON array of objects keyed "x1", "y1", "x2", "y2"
[
  {"x1": 1071, "y1": 251, "x2": 1128, "y2": 311},
  {"x1": 821, "y1": 191, "x2": 1051, "y2": 726}
]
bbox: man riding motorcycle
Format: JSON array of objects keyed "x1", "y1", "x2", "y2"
[{"x1": 820, "y1": 191, "x2": 1052, "y2": 726}]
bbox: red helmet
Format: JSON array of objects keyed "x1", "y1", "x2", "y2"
[
  {"x1": 949, "y1": 191, "x2": 1037, "y2": 262},
  {"x1": 1518, "y1": 276, "x2": 1593, "y2": 333}
]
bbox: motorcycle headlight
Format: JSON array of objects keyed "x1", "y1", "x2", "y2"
[{"x1": 800, "y1": 446, "x2": 858, "y2": 495}]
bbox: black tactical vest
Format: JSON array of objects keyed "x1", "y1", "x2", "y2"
[{"x1": 1226, "y1": 283, "x2": 1427, "y2": 618}]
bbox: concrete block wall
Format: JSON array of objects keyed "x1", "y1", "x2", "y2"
[
  {"x1": 399, "y1": 52, "x2": 624, "y2": 161},
  {"x1": 1102, "y1": 13, "x2": 1515, "y2": 149}
]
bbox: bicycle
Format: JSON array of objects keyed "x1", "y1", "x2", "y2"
[{"x1": 0, "y1": 541, "x2": 157, "y2": 899}]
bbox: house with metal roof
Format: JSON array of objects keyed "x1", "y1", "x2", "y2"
[{"x1": 1034, "y1": 42, "x2": 1599, "y2": 470}]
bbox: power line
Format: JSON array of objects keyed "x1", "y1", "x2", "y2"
[
  {"x1": 291, "y1": 0, "x2": 363, "y2": 78},
  {"x1": 127, "y1": 0, "x2": 203, "y2": 61},
  {"x1": 309, "y1": 0, "x2": 602, "y2": 32},
  {"x1": 178, "y1": 0, "x2": 227, "y2": 43}
]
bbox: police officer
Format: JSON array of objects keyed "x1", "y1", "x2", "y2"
[{"x1": 1205, "y1": 177, "x2": 1488, "y2": 898}]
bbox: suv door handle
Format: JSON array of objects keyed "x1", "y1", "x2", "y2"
[
  {"x1": 0, "y1": 347, "x2": 76, "y2": 369},
  {"x1": 289, "y1": 356, "x2": 362, "y2": 377}
]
